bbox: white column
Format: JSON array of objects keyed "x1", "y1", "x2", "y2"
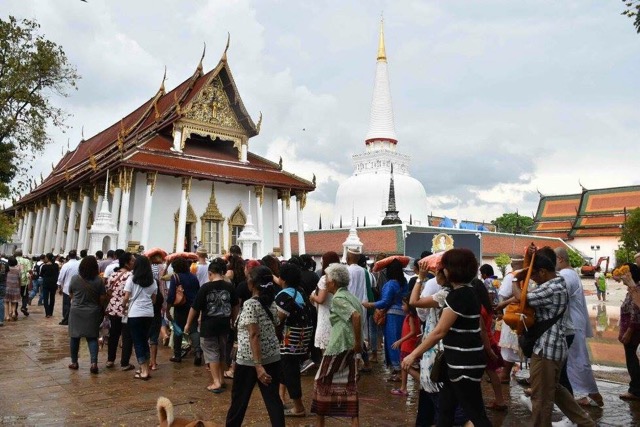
[
  {"x1": 117, "y1": 189, "x2": 131, "y2": 249},
  {"x1": 241, "y1": 143, "x2": 248, "y2": 163},
  {"x1": 296, "y1": 193, "x2": 306, "y2": 255},
  {"x1": 175, "y1": 177, "x2": 191, "y2": 253},
  {"x1": 281, "y1": 190, "x2": 291, "y2": 259},
  {"x1": 16, "y1": 217, "x2": 24, "y2": 243},
  {"x1": 20, "y1": 212, "x2": 28, "y2": 243},
  {"x1": 272, "y1": 193, "x2": 279, "y2": 251},
  {"x1": 65, "y1": 199, "x2": 78, "y2": 253},
  {"x1": 23, "y1": 211, "x2": 34, "y2": 253},
  {"x1": 76, "y1": 193, "x2": 91, "y2": 251},
  {"x1": 31, "y1": 206, "x2": 47, "y2": 255},
  {"x1": 33, "y1": 208, "x2": 44, "y2": 254},
  {"x1": 255, "y1": 186, "x2": 264, "y2": 257},
  {"x1": 54, "y1": 200, "x2": 66, "y2": 254},
  {"x1": 43, "y1": 202, "x2": 57, "y2": 253},
  {"x1": 111, "y1": 187, "x2": 122, "y2": 228},
  {"x1": 140, "y1": 172, "x2": 156, "y2": 249}
]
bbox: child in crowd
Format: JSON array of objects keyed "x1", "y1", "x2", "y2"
[{"x1": 390, "y1": 297, "x2": 421, "y2": 396}]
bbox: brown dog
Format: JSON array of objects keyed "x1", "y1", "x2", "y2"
[{"x1": 156, "y1": 396, "x2": 219, "y2": 427}]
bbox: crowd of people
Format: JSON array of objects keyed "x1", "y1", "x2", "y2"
[{"x1": 1, "y1": 244, "x2": 640, "y2": 427}]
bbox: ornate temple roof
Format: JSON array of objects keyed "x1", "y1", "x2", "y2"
[
  {"x1": 531, "y1": 185, "x2": 640, "y2": 238},
  {"x1": 15, "y1": 44, "x2": 314, "y2": 208},
  {"x1": 364, "y1": 19, "x2": 398, "y2": 145}
]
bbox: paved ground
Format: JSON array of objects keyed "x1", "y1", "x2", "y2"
[{"x1": 1, "y1": 302, "x2": 640, "y2": 426}]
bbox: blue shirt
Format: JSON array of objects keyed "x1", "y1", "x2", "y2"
[
  {"x1": 167, "y1": 272, "x2": 200, "y2": 307},
  {"x1": 374, "y1": 279, "x2": 407, "y2": 316}
]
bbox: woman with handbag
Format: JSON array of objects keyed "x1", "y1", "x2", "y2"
[
  {"x1": 402, "y1": 249, "x2": 491, "y2": 427},
  {"x1": 166, "y1": 257, "x2": 201, "y2": 363},
  {"x1": 68, "y1": 256, "x2": 107, "y2": 374},
  {"x1": 105, "y1": 252, "x2": 135, "y2": 370},
  {"x1": 122, "y1": 255, "x2": 157, "y2": 380},
  {"x1": 363, "y1": 258, "x2": 407, "y2": 378}
]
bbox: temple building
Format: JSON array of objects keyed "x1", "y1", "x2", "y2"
[
  {"x1": 531, "y1": 185, "x2": 640, "y2": 265},
  {"x1": 3, "y1": 41, "x2": 314, "y2": 258},
  {"x1": 332, "y1": 20, "x2": 428, "y2": 227}
]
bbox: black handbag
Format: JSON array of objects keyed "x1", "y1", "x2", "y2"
[
  {"x1": 430, "y1": 349, "x2": 447, "y2": 383},
  {"x1": 518, "y1": 307, "x2": 565, "y2": 358}
]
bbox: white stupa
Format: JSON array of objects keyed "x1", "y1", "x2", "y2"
[{"x1": 333, "y1": 19, "x2": 428, "y2": 227}]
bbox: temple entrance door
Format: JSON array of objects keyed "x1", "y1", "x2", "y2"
[{"x1": 185, "y1": 222, "x2": 195, "y2": 252}]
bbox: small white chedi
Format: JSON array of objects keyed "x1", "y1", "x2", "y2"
[{"x1": 333, "y1": 19, "x2": 428, "y2": 227}]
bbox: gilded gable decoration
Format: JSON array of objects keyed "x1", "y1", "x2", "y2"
[
  {"x1": 185, "y1": 77, "x2": 242, "y2": 130},
  {"x1": 201, "y1": 184, "x2": 224, "y2": 223},
  {"x1": 228, "y1": 204, "x2": 246, "y2": 248}
]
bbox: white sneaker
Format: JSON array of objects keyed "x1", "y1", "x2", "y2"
[
  {"x1": 300, "y1": 359, "x2": 316, "y2": 374},
  {"x1": 552, "y1": 417, "x2": 578, "y2": 427}
]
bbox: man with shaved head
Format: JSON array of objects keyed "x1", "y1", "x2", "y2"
[{"x1": 555, "y1": 247, "x2": 603, "y2": 407}]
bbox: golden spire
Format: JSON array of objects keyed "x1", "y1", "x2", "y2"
[
  {"x1": 222, "y1": 32, "x2": 230, "y2": 62},
  {"x1": 197, "y1": 42, "x2": 206, "y2": 73},
  {"x1": 159, "y1": 66, "x2": 167, "y2": 95},
  {"x1": 377, "y1": 16, "x2": 386, "y2": 61}
]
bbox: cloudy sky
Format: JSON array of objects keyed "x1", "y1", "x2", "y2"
[{"x1": 2, "y1": 0, "x2": 640, "y2": 227}]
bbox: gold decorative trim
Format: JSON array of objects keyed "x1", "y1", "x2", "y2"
[
  {"x1": 254, "y1": 185, "x2": 264, "y2": 207},
  {"x1": 227, "y1": 204, "x2": 246, "y2": 248},
  {"x1": 294, "y1": 191, "x2": 307, "y2": 210},
  {"x1": 279, "y1": 189, "x2": 291, "y2": 210},
  {"x1": 181, "y1": 176, "x2": 192, "y2": 199},
  {"x1": 199, "y1": 183, "x2": 225, "y2": 254},
  {"x1": 147, "y1": 171, "x2": 158, "y2": 195},
  {"x1": 173, "y1": 201, "x2": 198, "y2": 252}
]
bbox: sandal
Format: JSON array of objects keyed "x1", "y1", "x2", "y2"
[
  {"x1": 105, "y1": 361, "x2": 114, "y2": 368},
  {"x1": 390, "y1": 388, "x2": 409, "y2": 396},
  {"x1": 134, "y1": 372, "x2": 150, "y2": 381},
  {"x1": 224, "y1": 370, "x2": 234, "y2": 379},
  {"x1": 619, "y1": 392, "x2": 640, "y2": 401},
  {"x1": 284, "y1": 408, "x2": 306, "y2": 417},
  {"x1": 486, "y1": 402, "x2": 508, "y2": 412},
  {"x1": 68, "y1": 363, "x2": 79, "y2": 370}
]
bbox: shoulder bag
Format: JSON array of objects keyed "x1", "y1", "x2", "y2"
[
  {"x1": 429, "y1": 308, "x2": 447, "y2": 383},
  {"x1": 518, "y1": 306, "x2": 565, "y2": 358},
  {"x1": 172, "y1": 273, "x2": 186, "y2": 307}
]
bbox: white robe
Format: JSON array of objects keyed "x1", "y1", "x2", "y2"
[{"x1": 498, "y1": 273, "x2": 521, "y2": 363}]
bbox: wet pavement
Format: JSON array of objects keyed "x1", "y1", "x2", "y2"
[{"x1": 1, "y1": 303, "x2": 640, "y2": 426}]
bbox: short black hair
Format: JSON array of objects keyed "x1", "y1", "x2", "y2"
[
  {"x1": 171, "y1": 257, "x2": 190, "y2": 274},
  {"x1": 479, "y1": 264, "x2": 495, "y2": 277},
  {"x1": 118, "y1": 252, "x2": 134, "y2": 269},
  {"x1": 106, "y1": 250, "x2": 115, "y2": 258},
  {"x1": 441, "y1": 249, "x2": 479, "y2": 284},
  {"x1": 79, "y1": 256, "x2": 99, "y2": 281},
  {"x1": 208, "y1": 257, "x2": 227, "y2": 276},
  {"x1": 8, "y1": 256, "x2": 17, "y2": 267},
  {"x1": 533, "y1": 247, "x2": 556, "y2": 272},
  {"x1": 300, "y1": 254, "x2": 316, "y2": 271},
  {"x1": 80, "y1": 249, "x2": 88, "y2": 258},
  {"x1": 115, "y1": 249, "x2": 125, "y2": 258},
  {"x1": 420, "y1": 250, "x2": 433, "y2": 259},
  {"x1": 95, "y1": 250, "x2": 104, "y2": 259},
  {"x1": 280, "y1": 263, "x2": 301, "y2": 288},
  {"x1": 68, "y1": 249, "x2": 77, "y2": 259}
]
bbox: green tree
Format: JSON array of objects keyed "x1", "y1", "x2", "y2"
[
  {"x1": 0, "y1": 214, "x2": 16, "y2": 244},
  {"x1": 0, "y1": 16, "x2": 79, "y2": 198},
  {"x1": 620, "y1": 208, "x2": 640, "y2": 254},
  {"x1": 495, "y1": 253, "x2": 511, "y2": 277},
  {"x1": 621, "y1": 0, "x2": 640, "y2": 33},
  {"x1": 567, "y1": 248, "x2": 586, "y2": 269},
  {"x1": 616, "y1": 246, "x2": 635, "y2": 266},
  {"x1": 491, "y1": 212, "x2": 534, "y2": 234}
]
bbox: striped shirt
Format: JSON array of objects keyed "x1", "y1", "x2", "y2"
[
  {"x1": 527, "y1": 276, "x2": 568, "y2": 361},
  {"x1": 443, "y1": 285, "x2": 486, "y2": 382}
]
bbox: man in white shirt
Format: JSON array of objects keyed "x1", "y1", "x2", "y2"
[
  {"x1": 195, "y1": 248, "x2": 209, "y2": 285},
  {"x1": 555, "y1": 247, "x2": 603, "y2": 407},
  {"x1": 57, "y1": 250, "x2": 80, "y2": 325},
  {"x1": 104, "y1": 249, "x2": 125, "y2": 279}
]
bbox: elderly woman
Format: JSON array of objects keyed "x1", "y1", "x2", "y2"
[
  {"x1": 402, "y1": 249, "x2": 491, "y2": 427},
  {"x1": 4, "y1": 257, "x2": 22, "y2": 322},
  {"x1": 68, "y1": 256, "x2": 107, "y2": 374},
  {"x1": 225, "y1": 265, "x2": 285, "y2": 427},
  {"x1": 311, "y1": 263, "x2": 363, "y2": 427}
]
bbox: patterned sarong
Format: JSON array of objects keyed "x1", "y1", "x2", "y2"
[{"x1": 311, "y1": 350, "x2": 358, "y2": 418}]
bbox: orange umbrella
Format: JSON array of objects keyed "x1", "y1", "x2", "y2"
[
  {"x1": 165, "y1": 252, "x2": 198, "y2": 263},
  {"x1": 418, "y1": 252, "x2": 444, "y2": 273},
  {"x1": 373, "y1": 255, "x2": 411, "y2": 272}
]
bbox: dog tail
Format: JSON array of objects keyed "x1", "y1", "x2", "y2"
[{"x1": 157, "y1": 396, "x2": 174, "y2": 426}]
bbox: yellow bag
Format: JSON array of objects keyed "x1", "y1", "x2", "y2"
[{"x1": 503, "y1": 251, "x2": 536, "y2": 335}]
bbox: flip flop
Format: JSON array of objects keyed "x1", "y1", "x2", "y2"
[
  {"x1": 224, "y1": 371, "x2": 234, "y2": 379},
  {"x1": 150, "y1": 364, "x2": 159, "y2": 371},
  {"x1": 284, "y1": 408, "x2": 306, "y2": 417},
  {"x1": 134, "y1": 373, "x2": 150, "y2": 381},
  {"x1": 619, "y1": 393, "x2": 640, "y2": 401},
  {"x1": 206, "y1": 386, "x2": 225, "y2": 394},
  {"x1": 390, "y1": 388, "x2": 409, "y2": 396}
]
